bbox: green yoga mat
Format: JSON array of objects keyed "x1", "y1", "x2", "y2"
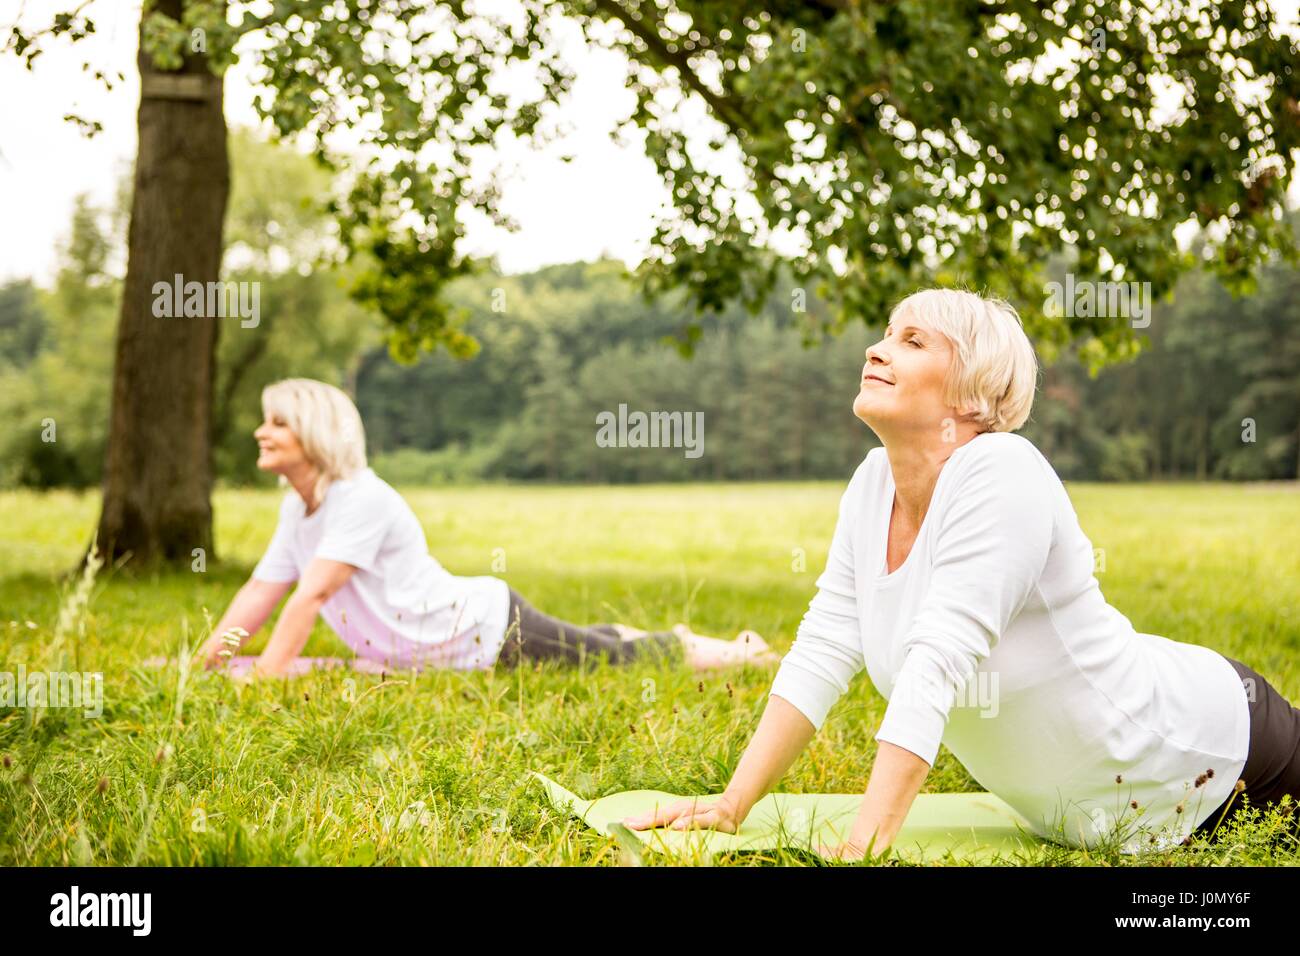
[{"x1": 530, "y1": 771, "x2": 1045, "y2": 863}]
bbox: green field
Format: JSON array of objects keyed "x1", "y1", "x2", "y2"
[{"x1": 1, "y1": 481, "x2": 1297, "y2": 865}]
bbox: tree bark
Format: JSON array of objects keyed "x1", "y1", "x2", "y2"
[{"x1": 94, "y1": 2, "x2": 228, "y2": 566}]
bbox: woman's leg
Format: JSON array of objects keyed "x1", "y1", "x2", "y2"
[
  {"x1": 1194, "y1": 657, "x2": 1300, "y2": 842},
  {"x1": 495, "y1": 588, "x2": 681, "y2": 668}
]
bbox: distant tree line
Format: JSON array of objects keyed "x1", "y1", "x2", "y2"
[{"x1": 350, "y1": 249, "x2": 1299, "y2": 484}]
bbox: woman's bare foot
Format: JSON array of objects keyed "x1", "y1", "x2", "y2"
[{"x1": 673, "y1": 624, "x2": 781, "y2": 670}]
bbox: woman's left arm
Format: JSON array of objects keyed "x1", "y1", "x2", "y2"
[
  {"x1": 249, "y1": 558, "x2": 358, "y2": 678},
  {"x1": 823, "y1": 741, "x2": 932, "y2": 859}
]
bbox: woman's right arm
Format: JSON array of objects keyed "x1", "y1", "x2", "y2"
[
  {"x1": 720, "y1": 694, "x2": 818, "y2": 816},
  {"x1": 196, "y1": 495, "x2": 301, "y2": 669},
  {"x1": 624, "y1": 459, "x2": 872, "y2": 832},
  {"x1": 196, "y1": 577, "x2": 293, "y2": 669},
  {"x1": 624, "y1": 694, "x2": 816, "y2": 831}
]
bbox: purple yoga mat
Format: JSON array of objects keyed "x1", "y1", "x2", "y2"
[{"x1": 143, "y1": 655, "x2": 400, "y2": 677}]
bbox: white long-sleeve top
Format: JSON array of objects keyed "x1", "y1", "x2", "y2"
[{"x1": 769, "y1": 432, "x2": 1250, "y2": 853}]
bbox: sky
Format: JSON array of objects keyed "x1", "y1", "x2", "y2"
[
  {"x1": 1, "y1": 0, "x2": 698, "y2": 284},
  {"x1": 1, "y1": 0, "x2": 1297, "y2": 286}
]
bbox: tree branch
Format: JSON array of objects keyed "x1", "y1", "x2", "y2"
[{"x1": 586, "y1": 0, "x2": 751, "y2": 137}]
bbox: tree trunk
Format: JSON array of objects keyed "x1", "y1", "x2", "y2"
[
  {"x1": 1197, "y1": 407, "x2": 1208, "y2": 480},
  {"x1": 95, "y1": 2, "x2": 228, "y2": 566}
]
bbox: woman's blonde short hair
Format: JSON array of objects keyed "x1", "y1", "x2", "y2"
[
  {"x1": 888, "y1": 289, "x2": 1039, "y2": 433},
  {"x1": 261, "y1": 378, "x2": 367, "y2": 503}
]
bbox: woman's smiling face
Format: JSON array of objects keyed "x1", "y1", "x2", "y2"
[
  {"x1": 853, "y1": 308, "x2": 960, "y2": 436},
  {"x1": 254, "y1": 410, "x2": 311, "y2": 475}
]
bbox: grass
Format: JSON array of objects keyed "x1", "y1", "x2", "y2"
[{"x1": 1, "y1": 480, "x2": 1298, "y2": 866}]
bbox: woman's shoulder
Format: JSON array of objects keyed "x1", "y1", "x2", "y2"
[
  {"x1": 276, "y1": 489, "x2": 305, "y2": 521},
  {"x1": 840, "y1": 446, "x2": 889, "y2": 517},
  {"x1": 324, "y1": 468, "x2": 404, "y2": 515},
  {"x1": 855, "y1": 445, "x2": 888, "y2": 476},
  {"x1": 946, "y1": 432, "x2": 1064, "y2": 519},
  {"x1": 954, "y1": 431, "x2": 1052, "y2": 478},
  {"x1": 844, "y1": 446, "x2": 882, "y2": 490}
]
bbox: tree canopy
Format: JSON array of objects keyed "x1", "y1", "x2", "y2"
[
  {"x1": 573, "y1": 0, "x2": 1300, "y2": 362},
  {"x1": 11, "y1": 0, "x2": 1297, "y2": 364}
]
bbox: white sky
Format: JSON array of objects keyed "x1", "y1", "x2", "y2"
[
  {"x1": 0, "y1": 0, "x2": 693, "y2": 284},
  {"x1": 1, "y1": 0, "x2": 1297, "y2": 286}
]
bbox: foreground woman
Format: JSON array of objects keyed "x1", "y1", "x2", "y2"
[
  {"x1": 627, "y1": 288, "x2": 1299, "y2": 857},
  {"x1": 197, "y1": 378, "x2": 775, "y2": 677}
]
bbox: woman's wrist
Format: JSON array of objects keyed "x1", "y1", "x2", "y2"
[{"x1": 719, "y1": 785, "x2": 758, "y2": 822}]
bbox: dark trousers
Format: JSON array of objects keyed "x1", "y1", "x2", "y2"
[
  {"x1": 495, "y1": 588, "x2": 681, "y2": 668},
  {"x1": 1194, "y1": 656, "x2": 1300, "y2": 841}
]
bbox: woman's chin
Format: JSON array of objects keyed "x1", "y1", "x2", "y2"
[{"x1": 851, "y1": 395, "x2": 877, "y2": 424}]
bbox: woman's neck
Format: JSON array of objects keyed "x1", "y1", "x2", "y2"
[
  {"x1": 283, "y1": 463, "x2": 321, "y2": 515},
  {"x1": 884, "y1": 433, "x2": 980, "y2": 528}
]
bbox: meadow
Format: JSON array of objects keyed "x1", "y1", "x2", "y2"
[{"x1": 1, "y1": 481, "x2": 1297, "y2": 866}]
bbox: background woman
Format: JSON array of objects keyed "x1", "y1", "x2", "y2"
[
  {"x1": 196, "y1": 378, "x2": 775, "y2": 677},
  {"x1": 626, "y1": 288, "x2": 1299, "y2": 857}
]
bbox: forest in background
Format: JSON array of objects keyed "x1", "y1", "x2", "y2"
[{"x1": 2, "y1": 131, "x2": 1297, "y2": 488}]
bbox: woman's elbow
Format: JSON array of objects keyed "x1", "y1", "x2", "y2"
[{"x1": 289, "y1": 585, "x2": 333, "y2": 610}]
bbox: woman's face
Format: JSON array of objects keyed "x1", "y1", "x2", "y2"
[
  {"x1": 853, "y1": 309, "x2": 961, "y2": 436},
  {"x1": 254, "y1": 410, "x2": 310, "y2": 475}
]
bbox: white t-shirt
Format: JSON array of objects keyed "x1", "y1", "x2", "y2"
[
  {"x1": 769, "y1": 432, "x2": 1250, "y2": 854},
  {"x1": 252, "y1": 468, "x2": 511, "y2": 670}
]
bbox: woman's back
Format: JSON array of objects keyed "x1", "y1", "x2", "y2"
[
  {"x1": 932, "y1": 435, "x2": 1249, "y2": 850},
  {"x1": 773, "y1": 432, "x2": 1250, "y2": 852},
  {"x1": 254, "y1": 468, "x2": 511, "y2": 670}
]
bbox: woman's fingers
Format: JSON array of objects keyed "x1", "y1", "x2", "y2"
[
  {"x1": 621, "y1": 801, "x2": 696, "y2": 832},
  {"x1": 623, "y1": 798, "x2": 711, "y2": 830},
  {"x1": 669, "y1": 807, "x2": 724, "y2": 831}
]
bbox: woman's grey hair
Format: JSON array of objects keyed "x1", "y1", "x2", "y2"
[
  {"x1": 888, "y1": 289, "x2": 1039, "y2": 433},
  {"x1": 261, "y1": 378, "x2": 367, "y2": 503}
]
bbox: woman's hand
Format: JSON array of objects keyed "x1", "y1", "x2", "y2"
[
  {"x1": 622, "y1": 793, "x2": 746, "y2": 834},
  {"x1": 194, "y1": 627, "x2": 247, "y2": 671},
  {"x1": 197, "y1": 578, "x2": 292, "y2": 670},
  {"x1": 622, "y1": 695, "x2": 817, "y2": 836}
]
